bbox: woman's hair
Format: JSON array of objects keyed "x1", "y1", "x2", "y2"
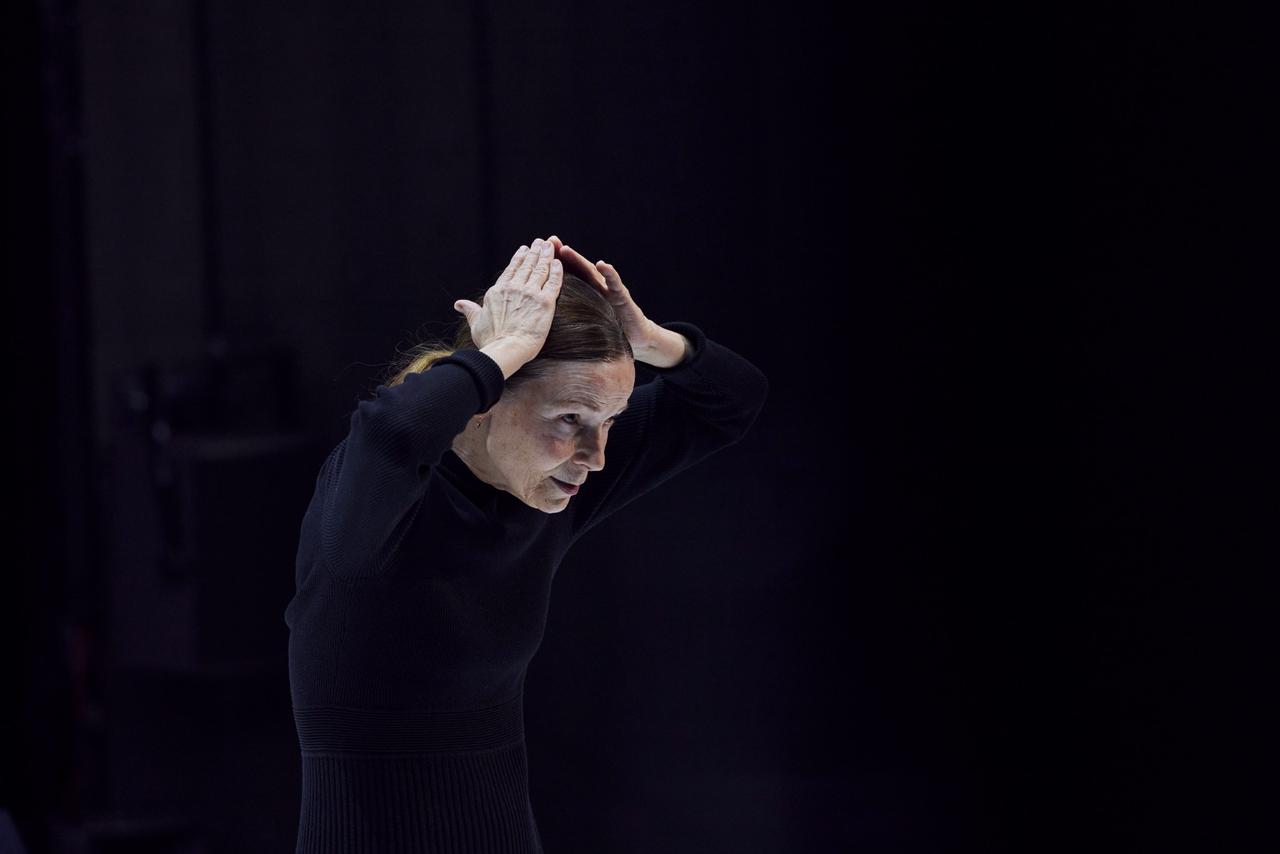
[{"x1": 380, "y1": 272, "x2": 634, "y2": 394}]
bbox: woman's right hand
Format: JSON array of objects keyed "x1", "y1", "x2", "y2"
[{"x1": 453, "y1": 237, "x2": 563, "y2": 362}]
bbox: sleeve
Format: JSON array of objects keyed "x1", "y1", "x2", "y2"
[
  {"x1": 567, "y1": 320, "x2": 769, "y2": 540},
  {"x1": 317, "y1": 348, "x2": 506, "y2": 580}
]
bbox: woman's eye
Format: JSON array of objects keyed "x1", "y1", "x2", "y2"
[{"x1": 560, "y1": 414, "x2": 616, "y2": 426}]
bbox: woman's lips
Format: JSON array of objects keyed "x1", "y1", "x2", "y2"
[{"x1": 551, "y1": 477, "x2": 580, "y2": 495}]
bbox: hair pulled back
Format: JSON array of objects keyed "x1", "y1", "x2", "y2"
[{"x1": 381, "y1": 272, "x2": 634, "y2": 394}]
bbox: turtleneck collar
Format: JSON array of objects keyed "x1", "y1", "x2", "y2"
[{"x1": 438, "y1": 446, "x2": 546, "y2": 523}]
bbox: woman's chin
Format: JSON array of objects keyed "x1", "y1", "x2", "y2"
[{"x1": 517, "y1": 487, "x2": 569, "y2": 514}]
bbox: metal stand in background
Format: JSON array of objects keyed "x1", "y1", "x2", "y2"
[{"x1": 98, "y1": 343, "x2": 321, "y2": 854}]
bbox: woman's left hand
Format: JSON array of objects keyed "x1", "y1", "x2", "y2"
[{"x1": 548, "y1": 235, "x2": 660, "y2": 356}]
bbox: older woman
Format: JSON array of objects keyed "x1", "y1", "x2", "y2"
[{"x1": 285, "y1": 236, "x2": 769, "y2": 852}]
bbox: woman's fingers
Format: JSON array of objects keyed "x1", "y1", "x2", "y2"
[
  {"x1": 557, "y1": 243, "x2": 607, "y2": 289},
  {"x1": 498, "y1": 244, "x2": 530, "y2": 287},
  {"x1": 536, "y1": 235, "x2": 608, "y2": 292},
  {"x1": 497, "y1": 243, "x2": 531, "y2": 289},
  {"x1": 546, "y1": 234, "x2": 606, "y2": 288},
  {"x1": 529, "y1": 238, "x2": 555, "y2": 286},
  {"x1": 500, "y1": 235, "x2": 581, "y2": 293},
  {"x1": 453, "y1": 298, "x2": 479, "y2": 323},
  {"x1": 513, "y1": 237, "x2": 546, "y2": 285},
  {"x1": 544, "y1": 257, "x2": 563, "y2": 291},
  {"x1": 597, "y1": 260, "x2": 624, "y2": 292},
  {"x1": 466, "y1": 236, "x2": 566, "y2": 354}
]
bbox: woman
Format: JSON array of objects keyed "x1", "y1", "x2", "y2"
[{"x1": 285, "y1": 235, "x2": 769, "y2": 851}]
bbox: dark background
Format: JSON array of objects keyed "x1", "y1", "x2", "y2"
[{"x1": 3, "y1": 1, "x2": 1270, "y2": 852}]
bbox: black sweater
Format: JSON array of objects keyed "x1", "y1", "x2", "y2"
[{"x1": 285, "y1": 320, "x2": 768, "y2": 852}]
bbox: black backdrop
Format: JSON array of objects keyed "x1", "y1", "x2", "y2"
[{"x1": 4, "y1": 1, "x2": 1270, "y2": 852}]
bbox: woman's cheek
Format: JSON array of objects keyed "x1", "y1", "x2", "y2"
[{"x1": 545, "y1": 433, "x2": 575, "y2": 460}]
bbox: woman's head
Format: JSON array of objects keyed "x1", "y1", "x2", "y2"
[{"x1": 382, "y1": 272, "x2": 636, "y2": 513}]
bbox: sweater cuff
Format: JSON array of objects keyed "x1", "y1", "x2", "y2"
[
  {"x1": 432, "y1": 349, "x2": 507, "y2": 412},
  {"x1": 651, "y1": 320, "x2": 709, "y2": 371}
]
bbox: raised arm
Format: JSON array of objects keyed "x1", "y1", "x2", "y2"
[
  {"x1": 542, "y1": 242, "x2": 768, "y2": 539},
  {"x1": 566, "y1": 319, "x2": 769, "y2": 540},
  {"x1": 318, "y1": 237, "x2": 563, "y2": 580},
  {"x1": 317, "y1": 349, "x2": 507, "y2": 580}
]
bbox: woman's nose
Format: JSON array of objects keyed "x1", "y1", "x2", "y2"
[{"x1": 574, "y1": 431, "x2": 607, "y2": 470}]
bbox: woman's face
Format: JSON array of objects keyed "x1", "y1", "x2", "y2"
[{"x1": 464, "y1": 357, "x2": 636, "y2": 513}]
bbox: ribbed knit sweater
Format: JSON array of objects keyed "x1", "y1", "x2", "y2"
[{"x1": 285, "y1": 320, "x2": 768, "y2": 852}]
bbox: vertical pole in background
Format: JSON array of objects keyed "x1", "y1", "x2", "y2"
[{"x1": 190, "y1": 0, "x2": 228, "y2": 430}]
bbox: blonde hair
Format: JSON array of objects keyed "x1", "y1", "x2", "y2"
[{"x1": 384, "y1": 344, "x2": 455, "y2": 388}]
